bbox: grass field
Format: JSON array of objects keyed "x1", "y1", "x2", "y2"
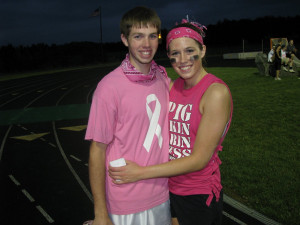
[{"x1": 167, "y1": 67, "x2": 300, "y2": 225}]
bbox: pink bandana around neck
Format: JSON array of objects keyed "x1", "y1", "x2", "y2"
[
  {"x1": 121, "y1": 54, "x2": 165, "y2": 83},
  {"x1": 166, "y1": 27, "x2": 204, "y2": 50}
]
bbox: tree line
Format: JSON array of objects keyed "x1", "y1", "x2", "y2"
[{"x1": 1, "y1": 15, "x2": 299, "y2": 74}]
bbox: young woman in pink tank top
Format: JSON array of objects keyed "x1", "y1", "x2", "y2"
[{"x1": 110, "y1": 18, "x2": 233, "y2": 225}]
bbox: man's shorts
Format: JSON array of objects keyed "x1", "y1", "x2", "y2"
[
  {"x1": 109, "y1": 200, "x2": 171, "y2": 225},
  {"x1": 170, "y1": 191, "x2": 223, "y2": 225}
]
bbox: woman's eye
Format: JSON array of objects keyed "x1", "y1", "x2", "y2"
[{"x1": 186, "y1": 49, "x2": 195, "y2": 54}]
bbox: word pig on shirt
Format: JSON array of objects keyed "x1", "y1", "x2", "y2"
[{"x1": 169, "y1": 102, "x2": 193, "y2": 159}]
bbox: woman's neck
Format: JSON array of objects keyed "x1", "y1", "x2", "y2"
[{"x1": 184, "y1": 68, "x2": 208, "y2": 89}]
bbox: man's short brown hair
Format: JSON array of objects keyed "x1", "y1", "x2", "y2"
[{"x1": 120, "y1": 6, "x2": 161, "y2": 38}]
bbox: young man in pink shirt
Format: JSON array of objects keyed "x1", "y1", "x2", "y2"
[
  {"x1": 109, "y1": 18, "x2": 233, "y2": 225},
  {"x1": 85, "y1": 6, "x2": 171, "y2": 225}
]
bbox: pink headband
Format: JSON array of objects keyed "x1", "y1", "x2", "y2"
[{"x1": 166, "y1": 19, "x2": 207, "y2": 50}]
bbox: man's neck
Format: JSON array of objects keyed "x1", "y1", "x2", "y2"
[
  {"x1": 138, "y1": 64, "x2": 151, "y2": 75},
  {"x1": 131, "y1": 61, "x2": 152, "y2": 75}
]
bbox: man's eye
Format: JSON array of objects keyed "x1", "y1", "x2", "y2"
[
  {"x1": 134, "y1": 35, "x2": 142, "y2": 39},
  {"x1": 150, "y1": 34, "x2": 158, "y2": 39}
]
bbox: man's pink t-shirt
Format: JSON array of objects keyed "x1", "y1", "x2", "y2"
[{"x1": 85, "y1": 65, "x2": 170, "y2": 215}]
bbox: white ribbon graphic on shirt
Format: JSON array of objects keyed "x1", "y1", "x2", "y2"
[{"x1": 143, "y1": 94, "x2": 163, "y2": 152}]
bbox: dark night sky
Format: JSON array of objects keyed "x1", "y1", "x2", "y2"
[{"x1": 1, "y1": 0, "x2": 299, "y2": 47}]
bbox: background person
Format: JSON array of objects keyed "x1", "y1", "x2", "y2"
[
  {"x1": 110, "y1": 18, "x2": 233, "y2": 225},
  {"x1": 268, "y1": 45, "x2": 275, "y2": 63},
  {"x1": 281, "y1": 44, "x2": 295, "y2": 73},
  {"x1": 85, "y1": 6, "x2": 171, "y2": 225},
  {"x1": 286, "y1": 39, "x2": 298, "y2": 59},
  {"x1": 267, "y1": 45, "x2": 276, "y2": 77},
  {"x1": 274, "y1": 39, "x2": 283, "y2": 80}
]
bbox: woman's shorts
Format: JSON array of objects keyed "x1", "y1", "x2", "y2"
[
  {"x1": 274, "y1": 58, "x2": 281, "y2": 70},
  {"x1": 170, "y1": 191, "x2": 223, "y2": 225}
]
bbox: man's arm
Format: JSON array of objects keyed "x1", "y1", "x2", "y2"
[{"x1": 89, "y1": 141, "x2": 113, "y2": 225}]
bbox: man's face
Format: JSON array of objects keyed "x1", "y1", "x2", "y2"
[{"x1": 121, "y1": 25, "x2": 159, "y2": 73}]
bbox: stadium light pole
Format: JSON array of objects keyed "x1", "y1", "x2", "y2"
[
  {"x1": 99, "y1": 6, "x2": 103, "y2": 62},
  {"x1": 90, "y1": 6, "x2": 104, "y2": 62}
]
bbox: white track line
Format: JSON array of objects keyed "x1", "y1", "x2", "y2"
[
  {"x1": 52, "y1": 122, "x2": 93, "y2": 202},
  {"x1": 0, "y1": 125, "x2": 12, "y2": 161},
  {"x1": 36, "y1": 205, "x2": 55, "y2": 223},
  {"x1": 224, "y1": 194, "x2": 281, "y2": 225},
  {"x1": 48, "y1": 143, "x2": 56, "y2": 148},
  {"x1": 22, "y1": 189, "x2": 35, "y2": 202},
  {"x1": 70, "y1": 155, "x2": 82, "y2": 162},
  {"x1": 223, "y1": 211, "x2": 247, "y2": 225},
  {"x1": 8, "y1": 174, "x2": 20, "y2": 186},
  {"x1": 8, "y1": 174, "x2": 54, "y2": 223}
]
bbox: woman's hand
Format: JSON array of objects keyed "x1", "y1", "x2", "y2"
[{"x1": 108, "y1": 160, "x2": 144, "y2": 184}]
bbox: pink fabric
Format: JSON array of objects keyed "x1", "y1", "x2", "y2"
[
  {"x1": 85, "y1": 61, "x2": 170, "y2": 214},
  {"x1": 121, "y1": 54, "x2": 167, "y2": 82},
  {"x1": 166, "y1": 19, "x2": 206, "y2": 50},
  {"x1": 168, "y1": 74, "x2": 233, "y2": 206},
  {"x1": 166, "y1": 27, "x2": 203, "y2": 50}
]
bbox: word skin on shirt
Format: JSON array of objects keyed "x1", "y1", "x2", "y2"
[{"x1": 169, "y1": 102, "x2": 193, "y2": 159}]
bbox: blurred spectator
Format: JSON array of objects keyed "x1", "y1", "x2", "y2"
[
  {"x1": 274, "y1": 39, "x2": 282, "y2": 80},
  {"x1": 281, "y1": 45, "x2": 295, "y2": 73},
  {"x1": 286, "y1": 40, "x2": 298, "y2": 59},
  {"x1": 268, "y1": 45, "x2": 275, "y2": 63}
]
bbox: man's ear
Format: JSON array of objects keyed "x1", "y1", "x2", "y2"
[{"x1": 121, "y1": 34, "x2": 128, "y2": 47}]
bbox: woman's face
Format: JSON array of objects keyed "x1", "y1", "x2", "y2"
[{"x1": 168, "y1": 37, "x2": 206, "y2": 81}]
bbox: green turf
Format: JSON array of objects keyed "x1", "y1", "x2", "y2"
[
  {"x1": 0, "y1": 104, "x2": 91, "y2": 125},
  {"x1": 167, "y1": 67, "x2": 300, "y2": 225}
]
